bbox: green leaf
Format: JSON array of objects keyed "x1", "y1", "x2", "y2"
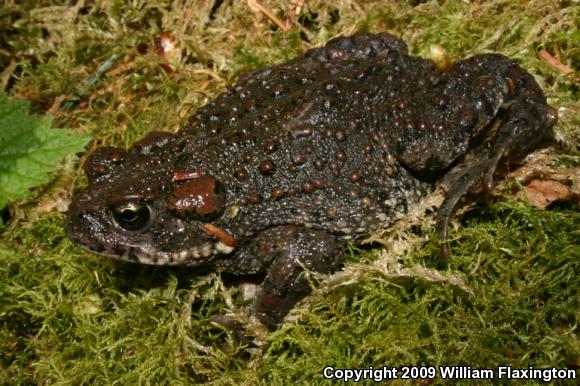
[{"x1": 0, "y1": 93, "x2": 91, "y2": 212}]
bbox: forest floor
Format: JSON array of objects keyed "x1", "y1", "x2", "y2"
[{"x1": 1, "y1": 1, "x2": 578, "y2": 384}]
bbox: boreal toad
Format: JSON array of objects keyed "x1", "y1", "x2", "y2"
[{"x1": 66, "y1": 33, "x2": 557, "y2": 329}]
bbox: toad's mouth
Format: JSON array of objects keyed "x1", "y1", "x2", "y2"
[{"x1": 69, "y1": 236, "x2": 236, "y2": 266}]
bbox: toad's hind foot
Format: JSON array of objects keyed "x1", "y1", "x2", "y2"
[
  {"x1": 436, "y1": 100, "x2": 557, "y2": 249},
  {"x1": 435, "y1": 147, "x2": 495, "y2": 246}
]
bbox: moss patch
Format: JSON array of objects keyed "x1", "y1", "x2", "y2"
[{"x1": 1, "y1": 0, "x2": 578, "y2": 384}]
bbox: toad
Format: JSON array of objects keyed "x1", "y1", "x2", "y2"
[{"x1": 66, "y1": 33, "x2": 557, "y2": 330}]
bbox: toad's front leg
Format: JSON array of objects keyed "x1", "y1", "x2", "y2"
[{"x1": 239, "y1": 226, "x2": 344, "y2": 330}]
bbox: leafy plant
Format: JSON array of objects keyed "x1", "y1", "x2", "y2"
[{"x1": 0, "y1": 93, "x2": 91, "y2": 222}]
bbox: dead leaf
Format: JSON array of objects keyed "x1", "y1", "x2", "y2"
[
  {"x1": 155, "y1": 31, "x2": 180, "y2": 73},
  {"x1": 507, "y1": 162, "x2": 580, "y2": 208},
  {"x1": 524, "y1": 179, "x2": 577, "y2": 208}
]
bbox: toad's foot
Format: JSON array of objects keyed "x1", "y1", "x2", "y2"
[{"x1": 436, "y1": 100, "x2": 557, "y2": 250}]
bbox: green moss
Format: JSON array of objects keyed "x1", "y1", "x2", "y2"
[
  {"x1": 257, "y1": 202, "x2": 578, "y2": 384},
  {"x1": 1, "y1": 0, "x2": 578, "y2": 384}
]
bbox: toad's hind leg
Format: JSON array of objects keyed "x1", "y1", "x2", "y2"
[
  {"x1": 249, "y1": 226, "x2": 344, "y2": 330},
  {"x1": 436, "y1": 98, "x2": 558, "y2": 243},
  {"x1": 390, "y1": 54, "x2": 549, "y2": 181}
]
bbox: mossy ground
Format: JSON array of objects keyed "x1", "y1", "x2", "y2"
[{"x1": 1, "y1": 1, "x2": 578, "y2": 384}]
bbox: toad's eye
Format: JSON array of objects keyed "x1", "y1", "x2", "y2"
[{"x1": 111, "y1": 202, "x2": 151, "y2": 231}]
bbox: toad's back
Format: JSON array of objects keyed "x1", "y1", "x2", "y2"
[{"x1": 176, "y1": 34, "x2": 447, "y2": 237}]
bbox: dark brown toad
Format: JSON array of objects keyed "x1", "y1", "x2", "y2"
[{"x1": 66, "y1": 33, "x2": 557, "y2": 330}]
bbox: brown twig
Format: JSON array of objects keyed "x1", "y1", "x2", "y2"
[
  {"x1": 247, "y1": 0, "x2": 290, "y2": 32},
  {"x1": 539, "y1": 48, "x2": 575, "y2": 76}
]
